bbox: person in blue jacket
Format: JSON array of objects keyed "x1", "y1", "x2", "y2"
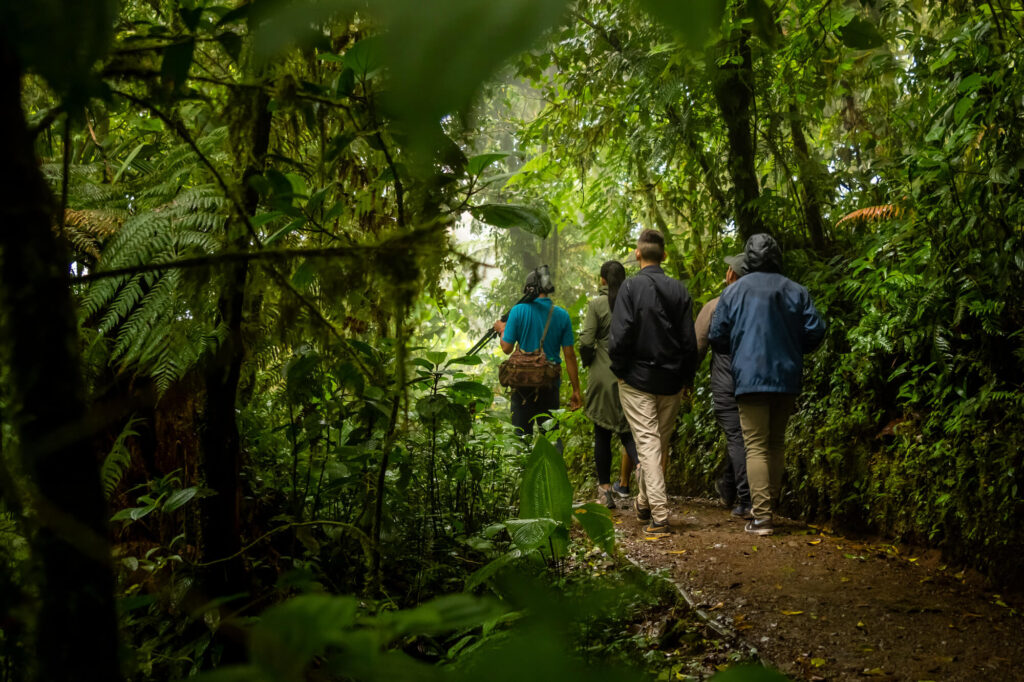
[{"x1": 708, "y1": 233, "x2": 826, "y2": 536}]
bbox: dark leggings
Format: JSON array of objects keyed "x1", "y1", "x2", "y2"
[{"x1": 594, "y1": 424, "x2": 639, "y2": 485}]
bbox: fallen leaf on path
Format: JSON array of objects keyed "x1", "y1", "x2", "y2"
[
  {"x1": 963, "y1": 612, "x2": 983, "y2": 618},
  {"x1": 811, "y1": 658, "x2": 826, "y2": 667},
  {"x1": 709, "y1": 601, "x2": 724, "y2": 611},
  {"x1": 840, "y1": 577, "x2": 851, "y2": 583},
  {"x1": 862, "y1": 667, "x2": 888, "y2": 676},
  {"x1": 908, "y1": 557, "x2": 919, "y2": 563},
  {"x1": 856, "y1": 621, "x2": 866, "y2": 628},
  {"x1": 665, "y1": 550, "x2": 687, "y2": 554},
  {"x1": 781, "y1": 610, "x2": 804, "y2": 615},
  {"x1": 808, "y1": 538, "x2": 823, "y2": 545},
  {"x1": 643, "y1": 535, "x2": 668, "y2": 541}
]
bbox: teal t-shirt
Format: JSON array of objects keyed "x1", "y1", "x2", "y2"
[{"x1": 502, "y1": 297, "x2": 574, "y2": 364}]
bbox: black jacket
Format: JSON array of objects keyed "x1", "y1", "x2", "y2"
[{"x1": 608, "y1": 265, "x2": 698, "y2": 395}]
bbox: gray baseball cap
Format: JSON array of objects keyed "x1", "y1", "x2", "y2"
[{"x1": 723, "y1": 252, "x2": 747, "y2": 277}]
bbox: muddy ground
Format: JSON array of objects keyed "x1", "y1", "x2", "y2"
[{"x1": 613, "y1": 496, "x2": 1024, "y2": 681}]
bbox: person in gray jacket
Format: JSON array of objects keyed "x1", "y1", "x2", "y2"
[
  {"x1": 579, "y1": 260, "x2": 639, "y2": 509},
  {"x1": 694, "y1": 253, "x2": 751, "y2": 519},
  {"x1": 709, "y1": 234, "x2": 826, "y2": 536}
]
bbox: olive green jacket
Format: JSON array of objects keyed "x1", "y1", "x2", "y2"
[{"x1": 579, "y1": 290, "x2": 630, "y2": 433}]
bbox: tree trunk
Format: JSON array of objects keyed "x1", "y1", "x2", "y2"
[
  {"x1": 712, "y1": 31, "x2": 767, "y2": 242},
  {"x1": 0, "y1": 39, "x2": 121, "y2": 681},
  {"x1": 788, "y1": 103, "x2": 828, "y2": 250},
  {"x1": 198, "y1": 87, "x2": 271, "y2": 597}
]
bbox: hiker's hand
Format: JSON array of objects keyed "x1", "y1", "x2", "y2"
[
  {"x1": 569, "y1": 389, "x2": 583, "y2": 411},
  {"x1": 492, "y1": 320, "x2": 506, "y2": 335}
]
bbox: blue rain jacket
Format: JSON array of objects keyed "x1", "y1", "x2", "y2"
[{"x1": 708, "y1": 271, "x2": 826, "y2": 396}]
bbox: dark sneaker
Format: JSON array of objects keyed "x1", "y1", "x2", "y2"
[
  {"x1": 612, "y1": 481, "x2": 631, "y2": 499},
  {"x1": 644, "y1": 521, "x2": 671, "y2": 534},
  {"x1": 634, "y1": 500, "x2": 652, "y2": 522},
  {"x1": 731, "y1": 505, "x2": 753, "y2": 519},
  {"x1": 598, "y1": 488, "x2": 616, "y2": 509},
  {"x1": 744, "y1": 518, "x2": 774, "y2": 536},
  {"x1": 715, "y1": 477, "x2": 735, "y2": 508}
]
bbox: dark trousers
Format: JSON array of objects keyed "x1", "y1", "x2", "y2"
[
  {"x1": 510, "y1": 384, "x2": 561, "y2": 449},
  {"x1": 714, "y1": 402, "x2": 750, "y2": 506},
  {"x1": 593, "y1": 424, "x2": 639, "y2": 485}
]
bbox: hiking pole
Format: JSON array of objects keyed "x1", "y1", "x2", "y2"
[{"x1": 465, "y1": 292, "x2": 532, "y2": 357}]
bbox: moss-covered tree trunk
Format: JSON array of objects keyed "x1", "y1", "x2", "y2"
[
  {"x1": 712, "y1": 31, "x2": 767, "y2": 242},
  {"x1": 788, "y1": 103, "x2": 828, "y2": 250},
  {"x1": 0, "y1": 39, "x2": 120, "y2": 681}
]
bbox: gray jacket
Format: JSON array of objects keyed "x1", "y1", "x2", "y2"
[{"x1": 695, "y1": 296, "x2": 737, "y2": 410}]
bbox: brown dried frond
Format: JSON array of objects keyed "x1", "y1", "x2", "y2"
[
  {"x1": 57, "y1": 209, "x2": 124, "y2": 260},
  {"x1": 835, "y1": 204, "x2": 904, "y2": 226}
]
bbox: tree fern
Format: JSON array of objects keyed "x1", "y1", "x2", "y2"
[
  {"x1": 101, "y1": 416, "x2": 142, "y2": 498},
  {"x1": 73, "y1": 128, "x2": 233, "y2": 396}
]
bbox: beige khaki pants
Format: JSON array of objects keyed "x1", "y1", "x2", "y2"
[
  {"x1": 619, "y1": 380, "x2": 682, "y2": 525},
  {"x1": 737, "y1": 393, "x2": 797, "y2": 521}
]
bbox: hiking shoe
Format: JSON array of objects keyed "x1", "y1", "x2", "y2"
[
  {"x1": 715, "y1": 477, "x2": 735, "y2": 507},
  {"x1": 744, "y1": 518, "x2": 774, "y2": 536},
  {"x1": 612, "y1": 481, "x2": 631, "y2": 499},
  {"x1": 598, "y1": 488, "x2": 616, "y2": 509},
  {"x1": 644, "y1": 521, "x2": 671, "y2": 534},
  {"x1": 731, "y1": 505, "x2": 753, "y2": 519},
  {"x1": 634, "y1": 500, "x2": 652, "y2": 522}
]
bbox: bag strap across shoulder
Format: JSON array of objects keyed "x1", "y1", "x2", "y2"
[
  {"x1": 537, "y1": 301, "x2": 556, "y2": 348},
  {"x1": 512, "y1": 301, "x2": 556, "y2": 355}
]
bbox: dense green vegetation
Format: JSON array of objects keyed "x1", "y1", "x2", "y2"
[{"x1": 0, "y1": 0, "x2": 1022, "y2": 679}]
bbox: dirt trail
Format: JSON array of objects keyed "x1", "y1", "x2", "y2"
[{"x1": 614, "y1": 497, "x2": 1024, "y2": 681}]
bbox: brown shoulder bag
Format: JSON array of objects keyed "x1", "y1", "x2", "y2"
[{"x1": 498, "y1": 304, "x2": 562, "y2": 390}]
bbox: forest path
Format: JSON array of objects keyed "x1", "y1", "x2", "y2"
[{"x1": 613, "y1": 497, "x2": 1024, "y2": 681}]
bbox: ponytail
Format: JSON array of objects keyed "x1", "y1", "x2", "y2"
[{"x1": 600, "y1": 260, "x2": 626, "y2": 312}]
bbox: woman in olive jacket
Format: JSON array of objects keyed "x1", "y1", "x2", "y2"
[{"x1": 580, "y1": 261, "x2": 639, "y2": 508}]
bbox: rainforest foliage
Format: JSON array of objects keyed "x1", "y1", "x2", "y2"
[{"x1": 0, "y1": 0, "x2": 1022, "y2": 679}]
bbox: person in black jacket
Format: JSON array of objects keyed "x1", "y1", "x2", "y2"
[{"x1": 608, "y1": 229, "x2": 698, "y2": 534}]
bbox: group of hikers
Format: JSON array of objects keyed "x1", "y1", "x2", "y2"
[{"x1": 492, "y1": 229, "x2": 826, "y2": 537}]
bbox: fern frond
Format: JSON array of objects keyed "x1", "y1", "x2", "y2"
[
  {"x1": 836, "y1": 204, "x2": 906, "y2": 226},
  {"x1": 101, "y1": 416, "x2": 143, "y2": 498}
]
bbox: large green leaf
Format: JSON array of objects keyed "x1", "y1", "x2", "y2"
[
  {"x1": 467, "y1": 152, "x2": 510, "y2": 176},
  {"x1": 471, "y1": 204, "x2": 552, "y2": 238},
  {"x1": 449, "y1": 381, "x2": 493, "y2": 404},
  {"x1": 504, "y1": 517, "x2": 558, "y2": 553},
  {"x1": 377, "y1": 0, "x2": 568, "y2": 157},
  {"x1": 638, "y1": 0, "x2": 725, "y2": 48},
  {"x1": 161, "y1": 38, "x2": 196, "y2": 92},
  {"x1": 465, "y1": 549, "x2": 522, "y2": 590},
  {"x1": 837, "y1": 16, "x2": 885, "y2": 50},
  {"x1": 572, "y1": 503, "x2": 615, "y2": 555},
  {"x1": 372, "y1": 594, "x2": 505, "y2": 638},
  {"x1": 519, "y1": 437, "x2": 572, "y2": 529},
  {"x1": 0, "y1": 0, "x2": 115, "y2": 103},
  {"x1": 416, "y1": 394, "x2": 449, "y2": 420},
  {"x1": 249, "y1": 595, "x2": 359, "y2": 681}
]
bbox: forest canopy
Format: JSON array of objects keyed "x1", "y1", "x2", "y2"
[{"x1": 0, "y1": 0, "x2": 1022, "y2": 680}]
